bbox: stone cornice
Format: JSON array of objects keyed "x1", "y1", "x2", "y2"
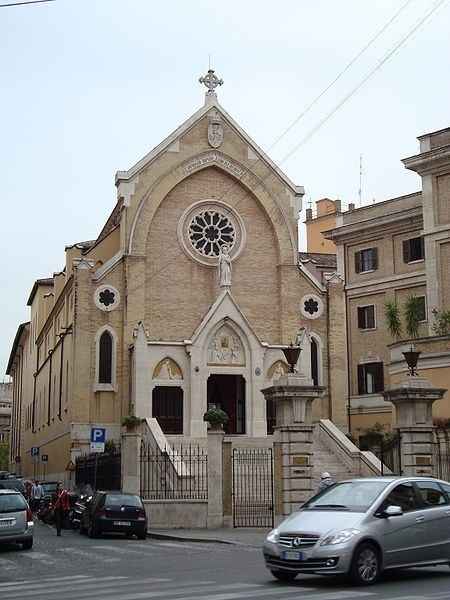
[
  {"x1": 324, "y1": 206, "x2": 422, "y2": 243},
  {"x1": 403, "y1": 144, "x2": 450, "y2": 175}
]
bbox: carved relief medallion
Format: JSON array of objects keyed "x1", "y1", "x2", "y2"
[
  {"x1": 207, "y1": 325, "x2": 245, "y2": 366},
  {"x1": 208, "y1": 111, "x2": 223, "y2": 148}
]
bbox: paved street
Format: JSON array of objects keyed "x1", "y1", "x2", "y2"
[{"x1": 1, "y1": 521, "x2": 450, "y2": 600}]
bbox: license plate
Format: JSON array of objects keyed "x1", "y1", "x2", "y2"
[
  {"x1": 113, "y1": 521, "x2": 131, "y2": 526},
  {"x1": 282, "y1": 551, "x2": 303, "y2": 561},
  {"x1": 0, "y1": 519, "x2": 16, "y2": 528}
]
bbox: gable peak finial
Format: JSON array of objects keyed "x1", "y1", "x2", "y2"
[{"x1": 199, "y1": 68, "x2": 223, "y2": 97}]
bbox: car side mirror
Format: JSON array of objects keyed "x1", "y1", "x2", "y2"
[{"x1": 384, "y1": 505, "x2": 403, "y2": 517}]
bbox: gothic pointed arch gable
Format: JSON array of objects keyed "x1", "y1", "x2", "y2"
[{"x1": 128, "y1": 151, "x2": 297, "y2": 265}]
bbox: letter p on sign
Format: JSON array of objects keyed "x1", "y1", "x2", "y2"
[{"x1": 91, "y1": 428, "x2": 106, "y2": 444}]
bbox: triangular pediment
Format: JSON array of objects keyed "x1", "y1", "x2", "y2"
[
  {"x1": 115, "y1": 94, "x2": 303, "y2": 196},
  {"x1": 190, "y1": 289, "x2": 264, "y2": 350}
]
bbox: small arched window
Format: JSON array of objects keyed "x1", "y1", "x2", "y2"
[{"x1": 98, "y1": 331, "x2": 113, "y2": 384}]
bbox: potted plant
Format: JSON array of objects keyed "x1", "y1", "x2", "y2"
[
  {"x1": 203, "y1": 407, "x2": 229, "y2": 430},
  {"x1": 385, "y1": 296, "x2": 423, "y2": 376},
  {"x1": 121, "y1": 415, "x2": 144, "y2": 431}
]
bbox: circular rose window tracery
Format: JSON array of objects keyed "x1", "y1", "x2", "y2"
[
  {"x1": 178, "y1": 200, "x2": 246, "y2": 267},
  {"x1": 189, "y1": 210, "x2": 236, "y2": 257}
]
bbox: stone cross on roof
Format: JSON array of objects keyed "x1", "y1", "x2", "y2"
[{"x1": 199, "y1": 69, "x2": 223, "y2": 95}]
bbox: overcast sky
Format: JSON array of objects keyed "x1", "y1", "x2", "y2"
[{"x1": 1, "y1": 0, "x2": 449, "y2": 376}]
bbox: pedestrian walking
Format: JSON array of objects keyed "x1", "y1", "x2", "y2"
[
  {"x1": 318, "y1": 472, "x2": 335, "y2": 493},
  {"x1": 30, "y1": 480, "x2": 44, "y2": 513},
  {"x1": 53, "y1": 482, "x2": 70, "y2": 536}
]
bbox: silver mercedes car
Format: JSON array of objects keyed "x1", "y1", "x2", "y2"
[{"x1": 264, "y1": 476, "x2": 450, "y2": 585}]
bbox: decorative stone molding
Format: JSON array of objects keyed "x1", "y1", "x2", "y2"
[
  {"x1": 94, "y1": 285, "x2": 120, "y2": 312},
  {"x1": 207, "y1": 110, "x2": 223, "y2": 149},
  {"x1": 177, "y1": 199, "x2": 246, "y2": 267},
  {"x1": 300, "y1": 294, "x2": 324, "y2": 320}
]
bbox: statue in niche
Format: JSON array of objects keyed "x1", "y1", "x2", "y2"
[{"x1": 218, "y1": 244, "x2": 232, "y2": 288}]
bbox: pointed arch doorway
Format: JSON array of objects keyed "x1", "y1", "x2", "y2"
[{"x1": 207, "y1": 374, "x2": 246, "y2": 434}]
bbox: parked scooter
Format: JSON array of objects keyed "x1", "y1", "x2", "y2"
[
  {"x1": 69, "y1": 494, "x2": 92, "y2": 529},
  {"x1": 38, "y1": 496, "x2": 54, "y2": 524}
]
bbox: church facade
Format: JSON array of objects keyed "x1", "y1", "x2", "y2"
[{"x1": 7, "y1": 74, "x2": 347, "y2": 480}]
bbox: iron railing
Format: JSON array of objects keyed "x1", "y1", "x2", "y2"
[
  {"x1": 232, "y1": 447, "x2": 274, "y2": 528},
  {"x1": 140, "y1": 443, "x2": 207, "y2": 500},
  {"x1": 359, "y1": 432, "x2": 402, "y2": 475},
  {"x1": 75, "y1": 447, "x2": 121, "y2": 492},
  {"x1": 433, "y1": 431, "x2": 450, "y2": 481}
]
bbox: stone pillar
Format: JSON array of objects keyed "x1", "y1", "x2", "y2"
[
  {"x1": 222, "y1": 440, "x2": 232, "y2": 528},
  {"x1": 383, "y1": 377, "x2": 446, "y2": 476},
  {"x1": 262, "y1": 375, "x2": 324, "y2": 517},
  {"x1": 207, "y1": 429, "x2": 225, "y2": 528},
  {"x1": 121, "y1": 430, "x2": 142, "y2": 495}
]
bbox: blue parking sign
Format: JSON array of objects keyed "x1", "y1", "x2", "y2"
[
  {"x1": 31, "y1": 447, "x2": 39, "y2": 457},
  {"x1": 90, "y1": 427, "x2": 106, "y2": 444}
]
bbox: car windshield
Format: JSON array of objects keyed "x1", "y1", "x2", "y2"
[
  {"x1": 105, "y1": 494, "x2": 142, "y2": 507},
  {"x1": 0, "y1": 494, "x2": 27, "y2": 513},
  {"x1": 303, "y1": 480, "x2": 390, "y2": 512}
]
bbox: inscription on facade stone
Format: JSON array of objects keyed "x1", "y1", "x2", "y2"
[{"x1": 183, "y1": 152, "x2": 245, "y2": 179}]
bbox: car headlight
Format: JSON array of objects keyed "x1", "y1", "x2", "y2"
[
  {"x1": 320, "y1": 528, "x2": 360, "y2": 546},
  {"x1": 266, "y1": 528, "x2": 279, "y2": 543}
]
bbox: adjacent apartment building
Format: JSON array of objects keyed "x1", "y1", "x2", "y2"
[
  {"x1": 0, "y1": 382, "x2": 12, "y2": 445},
  {"x1": 323, "y1": 126, "x2": 450, "y2": 440}
]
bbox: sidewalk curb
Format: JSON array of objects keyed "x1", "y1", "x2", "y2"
[{"x1": 147, "y1": 531, "x2": 258, "y2": 547}]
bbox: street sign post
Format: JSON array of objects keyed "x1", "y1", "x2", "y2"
[
  {"x1": 41, "y1": 454, "x2": 48, "y2": 462},
  {"x1": 90, "y1": 427, "x2": 106, "y2": 453}
]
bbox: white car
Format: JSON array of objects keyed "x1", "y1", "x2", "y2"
[{"x1": 0, "y1": 488, "x2": 33, "y2": 550}]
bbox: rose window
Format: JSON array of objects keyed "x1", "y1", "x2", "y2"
[
  {"x1": 99, "y1": 289, "x2": 115, "y2": 307},
  {"x1": 188, "y1": 210, "x2": 235, "y2": 257},
  {"x1": 304, "y1": 298, "x2": 319, "y2": 315}
]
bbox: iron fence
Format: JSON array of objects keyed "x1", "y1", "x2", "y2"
[
  {"x1": 359, "y1": 432, "x2": 402, "y2": 475},
  {"x1": 140, "y1": 443, "x2": 207, "y2": 500},
  {"x1": 232, "y1": 447, "x2": 274, "y2": 528},
  {"x1": 433, "y1": 431, "x2": 450, "y2": 481},
  {"x1": 75, "y1": 447, "x2": 121, "y2": 491}
]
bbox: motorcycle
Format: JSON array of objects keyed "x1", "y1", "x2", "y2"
[
  {"x1": 69, "y1": 493, "x2": 92, "y2": 529},
  {"x1": 37, "y1": 496, "x2": 54, "y2": 524}
]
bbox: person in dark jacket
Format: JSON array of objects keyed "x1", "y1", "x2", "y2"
[{"x1": 53, "y1": 482, "x2": 70, "y2": 536}]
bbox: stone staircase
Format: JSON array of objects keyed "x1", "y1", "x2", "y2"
[
  {"x1": 311, "y1": 420, "x2": 383, "y2": 493},
  {"x1": 312, "y1": 433, "x2": 356, "y2": 492}
]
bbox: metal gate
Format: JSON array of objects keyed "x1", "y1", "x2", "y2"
[{"x1": 232, "y1": 447, "x2": 274, "y2": 528}]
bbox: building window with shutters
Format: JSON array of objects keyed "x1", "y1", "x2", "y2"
[
  {"x1": 94, "y1": 326, "x2": 117, "y2": 391},
  {"x1": 358, "y1": 362, "x2": 384, "y2": 395},
  {"x1": 403, "y1": 236, "x2": 424, "y2": 263},
  {"x1": 355, "y1": 248, "x2": 378, "y2": 273},
  {"x1": 357, "y1": 305, "x2": 376, "y2": 330}
]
